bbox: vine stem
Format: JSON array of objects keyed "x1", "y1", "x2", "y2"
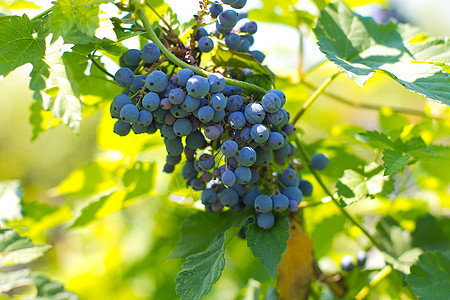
[
  {"x1": 144, "y1": 0, "x2": 173, "y2": 31},
  {"x1": 291, "y1": 71, "x2": 340, "y2": 126},
  {"x1": 89, "y1": 55, "x2": 115, "y2": 79},
  {"x1": 31, "y1": 7, "x2": 52, "y2": 21},
  {"x1": 292, "y1": 135, "x2": 387, "y2": 254},
  {"x1": 355, "y1": 266, "x2": 392, "y2": 300},
  {"x1": 136, "y1": 9, "x2": 267, "y2": 95},
  {"x1": 301, "y1": 80, "x2": 446, "y2": 119}
]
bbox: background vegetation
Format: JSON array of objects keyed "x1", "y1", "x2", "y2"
[{"x1": 0, "y1": 0, "x2": 449, "y2": 299}]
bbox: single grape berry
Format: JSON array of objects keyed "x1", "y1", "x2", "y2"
[
  {"x1": 209, "y1": 2, "x2": 223, "y2": 19},
  {"x1": 198, "y1": 36, "x2": 214, "y2": 53},
  {"x1": 210, "y1": 93, "x2": 227, "y2": 111},
  {"x1": 114, "y1": 68, "x2": 134, "y2": 88},
  {"x1": 221, "y1": 140, "x2": 238, "y2": 157},
  {"x1": 228, "y1": 111, "x2": 246, "y2": 130},
  {"x1": 237, "y1": 146, "x2": 257, "y2": 166},
  {"x1": 169, "y1": 88, "x2": 185, "y2": 105},
  {"x1": 251, "y1": 124, "x2": 269, "y2": 144},
  {"x1": 186, "y1": 75, "x2": 210, "y2": 98},
  {"x1": 123, "y1": 49, "x2": 141, "y2": 66},
  {"x1": 225, "y1": 33, "x2": 243, "y2": 50},
  {"x1": 341, "y1": 255, "x2": 355, "y2": 272},
  {"x1": 112, "y1": 94, "x2": 132, "y2": 113},
  {"x1": 282, "y1": 186, "x2": 303, "y2": 204},
  {"x1": 140, "y1": 43, "x2": 160, "y2": 63},
  {"x1": 256, "y1": 212, "x2": 275, "y2": 230},
  {"x1": 267, "y1": 132, "x2": 285, "y2": 150},
  {"x1": 113, "y1": 120, "x2": 131, "y2": 136},
  {"x1": 120, "y1": 104, "x2": 139, "y2": 123},
  {"x1": 231, "y1": 0, "x2": 246, "y2": 9},
  {"x1": 298, "y1": 180, "x2": 313, "y2": 196},
  {"x1": 137, "y1": 110, "x2": 153, "y2": 126},
  {"x1": 242, "y1": 21, "x2": 257, "y2": 34},
  {"x1": 207, "y1": 73, "x2": 226, "y2": 94},
  {"x1": 234, "y1": 166, "x2": 251, "y2": 184},
  {"x1": 198, "y1": 106, "x2": 215, "y2": 123},
  {"x1": 310, "y1": 153, "x2": 330, "y2": 170},
  {"x1": 261, "y1": 92, "x2": 282, "y2": 113},
  {"x1": 204, "y1": 125, "x2": 221, "y2": 140},
  {"x1": 173, "y1": 118, "x2": 192, "y2": 137},
  {"x1": 245, "y1": 102, "x2": 265, "y2": 124},
  {"x1": 145, "y1": 71, "x2": 168, "y2": 92},
  {"x1": 272, "y1": 194, "x2": 289, "y2": 212},
  {"x1": 254, "y1": 194, "x2": 272, "y2": 213},
  {"x1": 250, "y1": 50, "x2": 265, "y2": 63},
  {"x1": 218, "y1": 10, "x2": 238, "y2": 29},
  {"x1": 356, "y1": 251, "x2": 367, "y2": 267},
  {"x1": 221, "y1": 170, "x2": 236, "y2": 187},
  {"x1": 140, "y1": 93, "x2": 158, "y2": 112}
]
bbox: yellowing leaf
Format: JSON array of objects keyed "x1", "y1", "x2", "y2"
[{"x1": 277, "y1": 214, "x2": 313, "y2": 300}]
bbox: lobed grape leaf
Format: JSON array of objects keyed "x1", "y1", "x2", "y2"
[
  {"x1": 169, "y1": 209, "x2": 252, "y2": 259},
  {"x1": 175, "y1": 234, "x2": 225, "y2": 300},
  {"x1": 247, "y1": 217, "x2": 290, "y2": 278},
  {"x1": 406, "y1": 251, "x2": 450, "y2": 300},
  {"x1": 382, "y1": 149, "x2": 411, "y2": 175},
  {"x1": 0, "y1": 269, "x2": 79, "y2": 299},
  {"x1": 49, "y1": 0, "x2": 115, "y2": 41},
  {"x1": 0, "y1": 228, "x2": 52, "y2": 268},
  {"x1": 29, "y1": 35, "x2": 82, "y2": 133},
  {"x1": 314, "y1": 1, "x2": 450, "y2": 105},
  {"x1": 359, "y1": 130, "x2": 439, "y2": 175},
  {"x1": 336, "y1": 163, "x2": 390, "y2": 205},
  {"x1": 0, "y1": 15, "x2": 46, "y2": 77}
]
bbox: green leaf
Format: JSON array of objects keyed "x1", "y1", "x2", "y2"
[
  {"x1": 0, "y1": 228, "x2": 52, "y2": 268},
  {"x1": 29, "y1": 35, "x2": 82, "y2": 133},
  {"x1": 358, "y1": 130, "x2": 396, "y2": 150},
  {"x1": 122, "y1": 162, "x2": 157, "y2": 201},
  {"x1": 0, "y1": 269, "x2": 79, "y2": 299},
  {"x1": 336, "y1": 163, "x2": 388, "y2": 206},
  {"x1": 382, "y1": 149, "x2": 411, "y2": 175},
  {"x1": 212, "y1": 46, "x2": 275, "y2": 84},
  {"x1": 246, "y1": 217, "x2": 290, "y2": 278},
  {"x1": 310, "y1": 214, "x2": 345, "y2": 258},
  {"x1": 0, "y1": 180, "x2": 23, "y2": 222},
  {"x1": 69, "y1": 193, "x2": 112, "y2": 229},
  {"x1": 49, "y1": 0, "x2": 115, "y2": 41},
  {"x1": 0, "y1": 15, "x2": 46, "y2": 77},
  {"x1": 175, "y1": 234, "x2": 225, "y2": 300},
  {"x1": 248, "y1": 0, "x2": 298, "y2": 29},
  {"x1": 314, "y1": 1, "x2": 450, "y2": 104},
  {"x1": 406, "y1": 251, "x2": 450, "y2": 300},
  {"x1": 169, "y1": 209, "x2": 252, "y2": 259}
]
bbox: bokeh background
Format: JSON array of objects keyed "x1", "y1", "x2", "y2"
[{"x1": 0, "y1": 0, "x2": 449, "y2": 299}]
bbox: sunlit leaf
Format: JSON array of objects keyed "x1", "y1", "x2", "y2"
[
  {"x1": 0, "y1": 228, "x2": 51, "y2": 268},
  {"x1": 314, "y1": 1, "x2": 450, "y2": 104},
  {"x1": 175, "y1": 234, "x2": 225, "y2": 300},
  {"x1": 336, "y1": 163, "x2": 388, "y2": 206}
]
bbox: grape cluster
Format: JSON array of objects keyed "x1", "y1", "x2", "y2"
[
  {"x1": 192, "y1": 0, "x2": 265, "y2": 64},
  {"x1": 109, "y1": 1, "x2": 331, "y2": 230}
]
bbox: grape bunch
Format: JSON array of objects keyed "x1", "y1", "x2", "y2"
[{"x1": 109, "y1": 1, "x2": 331, "y2": 230}]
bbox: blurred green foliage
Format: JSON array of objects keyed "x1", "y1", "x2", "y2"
[{"x1": 0, "y1": 0, "x2": 449, "y2": 299}]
